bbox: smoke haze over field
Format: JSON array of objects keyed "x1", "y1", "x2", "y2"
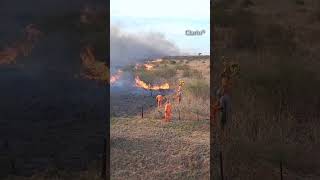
[{"x1": 110, "y1": 25, "x2": 181, "y2": 66}]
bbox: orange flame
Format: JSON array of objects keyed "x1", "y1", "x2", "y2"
[
  {"x1": 135, "y1": 76, "x2": 169, "y2": 90},
  {"x1": 144, "y1": 63, "x2": 154, "y2": 70},
  {"x1": 151, "y1": 58, "x2": 163, "y2": 63},
  {"x1": 110, "y1": 69, "x2": 123, "y2": 84}
]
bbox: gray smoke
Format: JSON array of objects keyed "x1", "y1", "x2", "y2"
[{"x1": 111, "y1": 25, "x2": 181, "y2": 66}]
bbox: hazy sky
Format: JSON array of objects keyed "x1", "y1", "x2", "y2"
[{"x1": 111, "y1": 0, "x2": 210, "y2": 55}]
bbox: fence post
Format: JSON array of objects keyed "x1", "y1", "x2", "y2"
[
  {"x1": 197, "y1": 111, "x2": 199, "y2": 121},
  {"x1": 220, "y1": 151, "x2": 224, "y2": 180},
  {"x1": 280, "y1": 160, "x2": 283, "y2": 180},
  {"x1": 5, "y1": 140, "x2": 16, "y2": 175},
  {"x1": 11, "y1": 159, "x2": 16, "y2": 175},
  {"x1": 101, "y1": 138, "x2": 106, "y2": 179},
  {"x1": 141, "y1": 106, "x2": 144, "y2": 119}
]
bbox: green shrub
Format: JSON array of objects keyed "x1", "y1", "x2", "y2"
[{"x1": 136, "y1": 66, "x2": 176, "y2": 83}]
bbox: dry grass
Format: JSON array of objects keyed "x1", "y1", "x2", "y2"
[
  {"x1": 213, "y1": 0, "x2": 320, "y2": 179},
  {"x1": 3, "y1": 161, "x2": 102, "y2": 180},
  {"x1": 135, "y1": 66, "x2": 177, "y2": 84},
  {"x1": 161, "y1": 58, "x2": 210, "y2": 122},
  {"x1": 111, "y1": 117, "x2": 209, "y2": 179},
  {"x1": 111, "y1": 57, "x2": 210, "y2": 179}
]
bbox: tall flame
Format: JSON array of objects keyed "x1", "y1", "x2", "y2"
[
  {"x1": 110, "y1": 69, "x2": 123, "y2": 84},
  {"x1": 144, "y1": 64, "x2": 154, "y2": 70},
  {"x1": 135, "y1": 76, "x2": 169, "y2": 90}
]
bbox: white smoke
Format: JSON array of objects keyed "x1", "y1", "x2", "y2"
[{"x1": 110, "y1": 25, "x2": 181, "y2": 66}]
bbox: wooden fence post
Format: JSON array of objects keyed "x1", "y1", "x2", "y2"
[
  {"x1": 101, "y1": 138, "x2": 107, "y2": 179},
  {"x1": 197, "y1": 111, "x2": 199, "y2": 121},
  {"x1": 280, "y1": 160, "x2": 283, "y2": 180},
  {"x1": 5, "y1": 140, "x2": 16, "y2": 175},
  {"x1": 141, "y1": 106, "x2": 144, "y2": 118},
  {"x1": 220, "y1": 151, "x2": 224, "y2": 180},
  {"x1": 11, "y1": 159, "x2": 16, "y2": 175}
]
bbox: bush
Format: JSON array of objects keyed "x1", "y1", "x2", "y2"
[
  {"x1": 175, "y1": 64, "x2": 189, "y2": 70},
  {"x1": 185, "y1": 80, "x2": 209, "y2": 100},
  {"x1": 136, "y1": 66, "x2": 176, "y2": 83},
  {"x1": 183, "y1": 69, "x2": 203, "y2": 79}
]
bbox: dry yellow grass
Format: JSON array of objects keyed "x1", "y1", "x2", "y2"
[
  {"x1": 111, "y1": 117, "x2": 209, "y2": 179},
  {"x1": 213, "y1": 0, "x2": 320, "y2": 179}
]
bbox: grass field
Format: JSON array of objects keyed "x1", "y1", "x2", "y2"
[
  {"x1": 111, "y1": 56, "x2": 210, "y2": 179},
  {"x1": 111, "y1": 117, "x2": 209, "y2": 179},
  {"x1": 212, "y1": 0, "x2": 320, "y2": 179}
]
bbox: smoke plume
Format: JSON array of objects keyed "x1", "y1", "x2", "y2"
[{"x1": 110, "y1": 25, "x2": 181, "y2": 66}]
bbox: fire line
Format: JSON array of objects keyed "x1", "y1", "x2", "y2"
[{"x1": 135, "y1": 76, "x2": 169, "y2": 90}]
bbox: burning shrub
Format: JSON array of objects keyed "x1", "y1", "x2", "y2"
[
  {"x1": 0, "y1": 24, "x2": 43, "y2": 65},
  {"x1": 0, "y1": 47, "x2": 18, "y2": 64},
  {"x1": 81, "y1": 46, "x2": 109, "y2": 82}
]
